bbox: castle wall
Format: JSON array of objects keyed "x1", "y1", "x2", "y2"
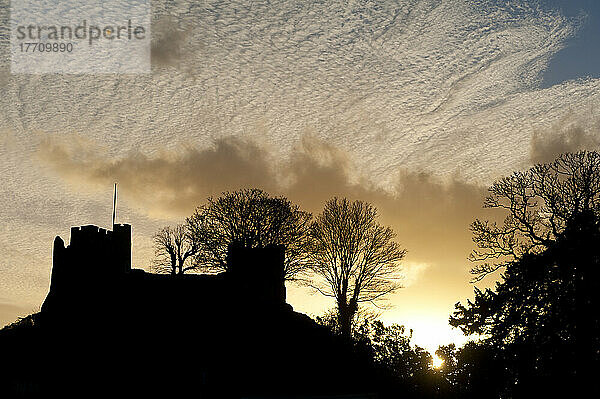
[
  {"x1": 227, "y1": 245, "x2": 287, "y2": 304},
  {"x1": 42, "y1": 225, "x2": 288, "y2": 318}
]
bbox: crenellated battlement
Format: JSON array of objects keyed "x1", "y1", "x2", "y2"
[{"x1": 64, "y1": 223, "x2": 131, "y2": 274}]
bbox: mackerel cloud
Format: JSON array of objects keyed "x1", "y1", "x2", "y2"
[{"x1": 2, "y1": 0, "x2": 600, "y2": 184}]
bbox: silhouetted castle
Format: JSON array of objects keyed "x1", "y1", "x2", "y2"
[
  {"x1": 42, "y1": 222, "x2": 287, "y2": 319},
  {"x1": 2, "y1": 221, "x2": 398, "y2": 398}
]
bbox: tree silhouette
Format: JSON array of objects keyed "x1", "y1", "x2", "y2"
[
  {"x1": 309, "y1": 198, "x2": 405, "y2": 338},
  {"x1": 358, "y1": 320, "x2": 432, "y2": 385},
  {"x1": 468, "y1": 151, "x2": 600, "y2": 282},
  {"x1": 451, "y1": 151, "x2": 600, "y2": 397},
  {"x1": 152, "y1": 224, "x2": 199, "y2": 275},
  {"x1": 187, "y1": 188, "x2": 312, "y2": 280}
]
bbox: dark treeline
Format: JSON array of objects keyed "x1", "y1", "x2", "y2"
[
  {"x1": 152, "y1": 150, "x2": 600, "y2": 397},
  {"x1": 324, "y1": 151, "x2": 600, "y2": 397}
]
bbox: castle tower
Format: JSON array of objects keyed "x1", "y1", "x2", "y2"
[{"x1": 226, "y1": 244, "x2": 286, "y2": 304}]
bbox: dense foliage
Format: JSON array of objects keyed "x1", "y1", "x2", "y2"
[{"x1": 450, "y1": 151, "x2": 600, "y2": 396}]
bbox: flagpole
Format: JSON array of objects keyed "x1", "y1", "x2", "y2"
[{"x1": 112, "y1": 183, "x2": 117, "y2": 227}]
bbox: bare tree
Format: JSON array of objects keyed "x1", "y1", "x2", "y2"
[
  {"x1": 187, "y1": 188, "x2": 312, "y2": 280},
  {"x1": 308, "y1": 197, "x2": 406, "y2": 338},
  {"x1": 469, "y1": 151, "x2": 600, "y2": 281},
  {"x1": 152, "y1": 224, "x2": 199, "y2": 275}
]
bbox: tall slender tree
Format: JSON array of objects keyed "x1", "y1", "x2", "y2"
[{"x1": 309, "y1": 197, "x2": 405, "y2": 338}]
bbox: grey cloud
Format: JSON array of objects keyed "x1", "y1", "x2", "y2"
[
  {"x1": 530, "y1": 119, "x2": 600, "y2": 164},
  {"x1": 38, "y1": 135, "x2": 488, "y2": 276},
  {"x1": 37, "y1": 135, "x2": 279, "y2": 217}
]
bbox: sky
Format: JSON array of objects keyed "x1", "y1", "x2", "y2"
[{"x1": 1, "y1": 0, "x2": 600, "y2": 354}]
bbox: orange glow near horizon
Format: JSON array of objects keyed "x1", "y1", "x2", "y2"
[{"x1": 287, "y1": 283, "x2": 473, "y2": 355}]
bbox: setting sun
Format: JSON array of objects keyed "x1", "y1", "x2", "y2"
[{"x1": 432, "y1": 355, "x2": 445, "y2": 369}]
